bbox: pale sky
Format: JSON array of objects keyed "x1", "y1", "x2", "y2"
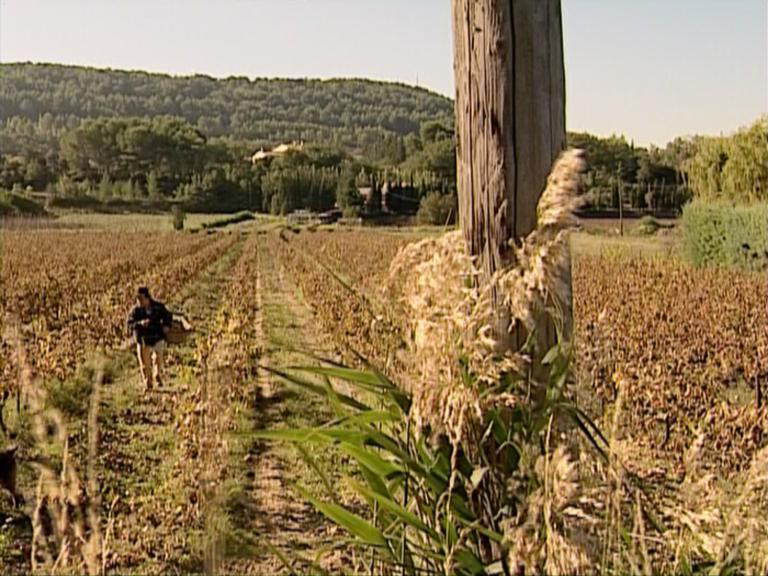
[{"x1": 1, "y1": 0, "x2": 766, "y2": 146}]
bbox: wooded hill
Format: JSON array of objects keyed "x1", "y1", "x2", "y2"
[
  {"x1": 0, "y1": 62, "x2": 453, "y2": 155},
  {"x1": 2, "y1": 63, "x2": 763, "y2": 218}
]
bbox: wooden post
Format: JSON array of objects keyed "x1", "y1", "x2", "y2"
[
  {"x1": 451, "y1": 0, "x2": 566, "y2": 342},
  {"x1": 618, "y1": 166, "x2": 624, "y2": 237}
]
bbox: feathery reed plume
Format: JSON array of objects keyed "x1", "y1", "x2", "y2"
[
  {"x1": 385, "y1": 150, "x2": 592, "y2": 572},
  {"x1": 387, "y1": 149, "x2": 586, "y2": 446},
  {"x1": 504, "y1": 444, "x2": 591, "y2": 576}
]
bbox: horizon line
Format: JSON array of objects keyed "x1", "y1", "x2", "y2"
[{"x1": 1, "y1": 59, "x2": 454, "y2": 100}]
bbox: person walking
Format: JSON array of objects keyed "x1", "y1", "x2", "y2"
[{"x1": 127, "y1": 286, "x2": 173, "y2": 390}]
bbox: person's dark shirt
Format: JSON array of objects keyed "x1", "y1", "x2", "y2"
[{"x1": 127, "y1": 299, "x2": 172, "y2": 346}]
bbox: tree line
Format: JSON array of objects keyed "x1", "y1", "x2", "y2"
[
  {"x1": 1, "y1": 64, "x2": 764, "y2": 218},
  {"x1": 683, "y1": 117, "x2": 768, "y2": 203},
  {"x1": 0, "y1": 114, "x2": 458, "y2": 219},
  {"x1": 4, "y1": 113, "x2": 764, "y2": 217},
  {"x1": 570, "y1": 116, "x2": 768, "y2": 212}
]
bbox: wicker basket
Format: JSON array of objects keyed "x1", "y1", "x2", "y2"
[{"x1": 166, "y1": 315, "x2": 193, "y2": 345}]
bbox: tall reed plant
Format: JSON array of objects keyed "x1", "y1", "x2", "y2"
[{"x1": 258, "y1": 151, "x2": 613, "y2": 575}]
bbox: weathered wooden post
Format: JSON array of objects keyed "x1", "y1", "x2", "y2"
[
  {"x1": 451, "y1": 0, "x2": 566, "y2": 345},
  {"x1": 618, "y1": 164, "x2": 624, "y2": 236}
]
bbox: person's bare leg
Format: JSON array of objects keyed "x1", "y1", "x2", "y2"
[
  {"x1": 137, "y1": 343, "x2": 152, "y2": 389},
  {"x1": 152, "y1": 340, "x2": 166, "y2": 387}
]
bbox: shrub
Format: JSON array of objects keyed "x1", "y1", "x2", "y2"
[
  {"x1": 417, "y1": 191, "x2": 457, "y2": 225},
  {"x1": 46, "y1": 358, "x2": 115, "y2": 418},
  {"x1": 633, "y1": 215, "x2": 674, "y2": 236},
  {"x1": 682, "y1": 200, "x2": 768, "y2": 270},
  {"x1": 0, "y1": 191, "x2": 47, "y2": 216},
  {"x1": 171, "y1": 204, "x2": 186, "y2": 231},
  {"x1": 47, "y1": 375, "x2": 94, "y2": 419}
]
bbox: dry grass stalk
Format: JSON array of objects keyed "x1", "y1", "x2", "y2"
[
  {"x1": 664, "y1": 421, "x2": 768, "y2": 575},
  {"x1": 504, "y1": 416, "x2": 591, "y2": 576},
  {"x1": 582, "y1": 375, "x2": 768, "y2": 574},
  {"x1": 4, "y1": 314, "x2": 104, "y2": 575}
]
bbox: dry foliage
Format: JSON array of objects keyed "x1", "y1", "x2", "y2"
[
  {"x1": 386, "y1": 150, "x2": 585, "y2": 446},
  {"x1": 4, "y1": 317, "x2": 104, "y2": 575},
  {"x1": 574, "y1": 254, "x2": 768, "y2": 474},
  {"x1": 0, "y1": 231, "x2": 237, "y2": 395},
  {"x1": 271, "y1": 150, "x2": 768, "y2": 572},
  {"x1": 0, "y1": 229, "x2": 240, "y2": 573}
]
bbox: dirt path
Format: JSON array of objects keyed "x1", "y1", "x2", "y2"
[
  {"x1": 94, "y1": 227, "x2": 352, "y2": 575},
  {"x1": 94, "y1": 231, "x2": 250, "y2": 574},
  {"x1": 220, "y1": 235, "x2": 356, "y2": 575}
]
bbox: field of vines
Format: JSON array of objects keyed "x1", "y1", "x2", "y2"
[
  {"x1": 574, "y1": 255, "x2": 768, "y2": 473},
  {"x1": 1, "y1": 222, "x2": 767, "y2": 574},
  {"x1": 0, "y1": 226, "x2": 252, "y2": 574},
  {"x1": 275, "y1": 229, "x2": 768, "y2": 478},
  {"x1": 1, "y1": 230, "x2": 237, "y2": 392},
  {"x1": 272, "y1": 229, "x2": 413, "y2": 371}
]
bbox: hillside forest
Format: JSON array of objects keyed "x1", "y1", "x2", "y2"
[{"x1": 1, "y1": 64, "x2": 766, "y2": 218}]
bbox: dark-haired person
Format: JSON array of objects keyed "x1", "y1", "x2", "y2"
[{"x1": 127, "y1": 287, "x2": 172, "y2": 390}]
